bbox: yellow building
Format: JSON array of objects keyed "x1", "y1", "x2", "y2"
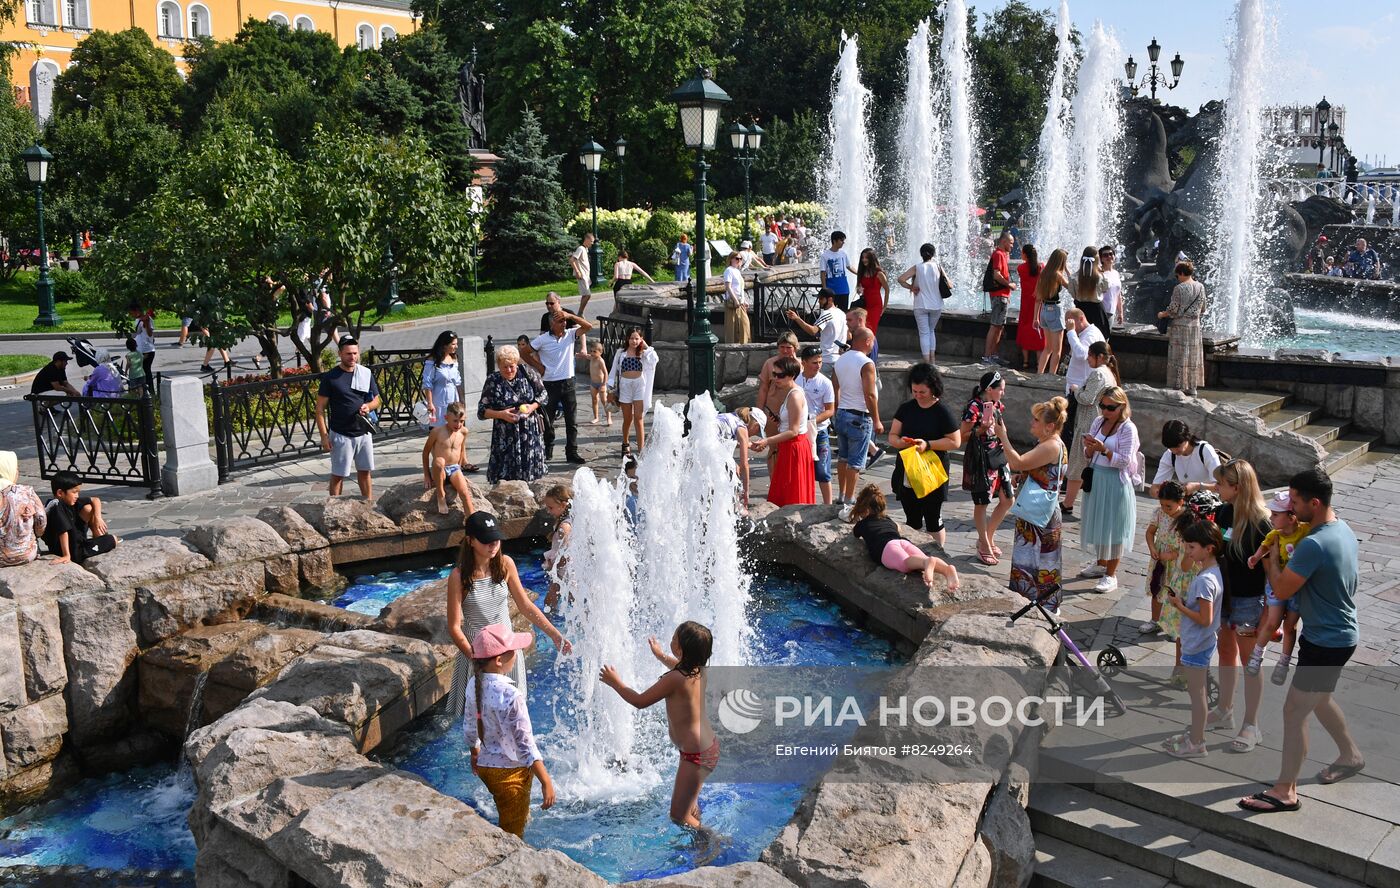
[{"x1": 7, "y1": 0, "x2": 419, "y2": 121}]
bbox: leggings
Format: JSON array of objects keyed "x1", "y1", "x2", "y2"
[
  {"x1": 895, "y1": 481, "x2": 946, "y2": 533},
  {"x1": 914, "y1": 308, "x2": 942, "y2": 358}
]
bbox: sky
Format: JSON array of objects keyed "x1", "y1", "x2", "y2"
[{"x1": 983, "y1": 0, "x2": 1397, "y2": 166}]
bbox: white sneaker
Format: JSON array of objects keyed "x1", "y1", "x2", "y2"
[
  {"x1": 1093, "y1": 576, "x2": 1118, "y2": 593},
  {"x1": 1205, "y1": 707, "x2": 1236, "y2": 733},
  {"x1": 838, "y1": 505, "x2": 854, "y2": 522},
  {"x1": 1078, "y1": 563, "x2": 1108, "y2": 579},
  {"x1": 1138, "y1": 620, "x2": 1160, "y2": 634}
]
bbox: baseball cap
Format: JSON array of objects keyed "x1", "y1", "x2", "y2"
[
  {"x1": 465, "y1": 510, "x2": 504, "y2": 542},
  {"x1": 1267, "y1": 490, "x2": 1293, "y2": 513},
  {"x1": 471, "y1": 623, "x2": 533, "y2": 659},
  {"x1": 52, "y1": 351, "x2": 70, "y2": 362},
  {"x1": 799, "y1": 344, "x2": 822, "y2": 360}
]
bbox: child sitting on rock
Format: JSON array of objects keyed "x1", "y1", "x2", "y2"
[
  {"x1": 848, "y1": 485, "x2": 959, "y2": 591},
  {"x1": 420, "y1": 402, "x2": 474, "y2": 515}
]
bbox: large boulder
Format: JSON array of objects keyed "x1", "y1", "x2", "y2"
[
  {"x1": 255, "y1": 506, "x2": 330, "y2": 552},
  {"x1": 134, "y1": 560, "x2": 266, "y2": 646},
  {"x1": 979, "y1": 789, "x2": 1034, "y2": 888},
  {"x1": 378, "y1": 480, "x2": 483, "y2": 534},
  {"x1": 0, "y1": 693, "x2": 67, "y2": 771},
  {"x1": 204, "y1": 627, "x2": 325, "y2": 723},
  {"x1": 58, "y1": 583, "x2": 139, "y2": 746},
  {"x1": 255, "y1": 592, "x2": 376, "y2": 633},
  {"x1": 82, "y1": 535, "x2": 210, "y2": 588},
  {"x1": 0, "y1": 600, "x2": 24, "y2": 712},
  {"x1": 622, "y1": 862, "x2": 795, "y2": 887},
  {"x1": 0, "y1": 560, "x2": 99, "y2": 701},
  {"x1": 450, "y1": 849, "x2": 611, "y2": 887},
  {"x1": 266, "y1": 772, "x2": 520, "y2": 888},
  {"x1": 291, "y1": 496, "x2": 400, "y2": 544},
  {"x1": 185, "y1": 697, "x2": 351, "y2": 771},
  {"x1": 184, "y1": 517, "x2": 297, "y2": 595},
  {"x1": 138, "y1": 623, "x2": 271, "y2": 739},
  {"x1": 369, "y1": 577, "x2": 452, "y2": 643},
  {"x1": 485, "y1": 480, "x2": 543, "y2": 536}
]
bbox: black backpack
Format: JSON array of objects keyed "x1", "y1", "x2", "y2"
[{"x1": 980, "y1": 254, "x2": 999, "y2": 292}]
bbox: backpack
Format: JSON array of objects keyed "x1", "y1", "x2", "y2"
[
  {"x1": 980, "y1": 254, "x2": 1000, "y2": 292},
  {"x1": 1169, "y1": 440, "x2": 1231, "y2": 473}
]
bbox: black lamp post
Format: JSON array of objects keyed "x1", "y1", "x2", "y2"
[
  {"x1": 670, "y1": 67, "x2": 731, "y2": 400},
  {"x1": 578, "y1": 139, "x2": 604, "y2": 285},
  {"x1": 614, "y1": 137, "x2": 627, "y2": 209},
  {"x1": 1124, "y1": 37, "x2": 1183, "y2": 102},
  {"x1": 1316, "y1": 97, "x2": 1331, "y2": 169},
  {"x1": 378, "y1": 243, "x2": 405, "y2": 314},
  {"x1": 1328, "y1": 121, "x2": 1340, "y2": 174},
  {"x1": 21, "y1": 145, "x2": 59, "y2": 327},
  {"x1": 727, "y1": 121, "x2": 762, "y2": 244}
]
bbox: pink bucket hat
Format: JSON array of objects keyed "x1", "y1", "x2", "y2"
[{"x1": 472, "y1": 623, "x2": 533, "y2": 659}]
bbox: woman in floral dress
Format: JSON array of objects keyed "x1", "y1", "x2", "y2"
[
  {"x1": 477, "y1": 345, "x2": 547, "y2": 483},
  {"x1": 995, "y1": 397, "x2": 1069, "y2": 612}
]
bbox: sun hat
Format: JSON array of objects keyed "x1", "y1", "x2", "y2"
[
  {"x1": 471, "y1": 623, "x2": 533, "y2": 659},
  {"x1": 1268, "y1": 490, "x2": 1293, "y2": 513}
]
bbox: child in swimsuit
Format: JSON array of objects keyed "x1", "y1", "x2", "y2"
[
  {"x1": 420, "y1": 402, "x2": 475, "y2": 515},
  {"x1": 600, "y1": 621, "x2": 717, "y2": 828},
  {"x1": 587, "y1": 341, "x2": 610, "y2": 426},
  {"x1": 541, "y1": 484, "x2": 572, "y2": 610}
]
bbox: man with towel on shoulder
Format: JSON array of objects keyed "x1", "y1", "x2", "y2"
[{"x1": 316, "y1": 335, "x2": 382, "y2": 501}]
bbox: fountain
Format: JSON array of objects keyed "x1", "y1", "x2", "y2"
[
  {"x1": 1068, "y1": 22, "x2": 1125, "y2": 247},
  {"x1": 821, "y1": 32, "x2": 875, "y2": 290},
  {"x1": 897, "y1": 19, "x2": 936, "y2": 300},
  {"x1": 1028, "y1": 0, "x2": 1075, "y2": 257},
  {"x1": 1366, "y1": 193, "x2": 1377, "y2": 225},
  {"x1": 1207, "y1": 0, "x2": 1273, "y2": 337},
  {"x1": 931, "y1": 0, "x2": 981, "y2": 302}
]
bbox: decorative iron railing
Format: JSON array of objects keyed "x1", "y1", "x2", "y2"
[
  {"x1": 25, "y1": 388, "x2": 161, "y2": 498},
  {"x1": 208, "y1": 357, "x2": 430, "y2": 481},
  {"x1": 753, "y1": 278, "x2": 825, "y2": 341},
  {"x1": 593, "y1": 315, "x2": 655, "y2": 365}
]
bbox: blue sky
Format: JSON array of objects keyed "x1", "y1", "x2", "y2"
[{"x1": 984, "y1": 0, "x2": 1397, "y2": 165}]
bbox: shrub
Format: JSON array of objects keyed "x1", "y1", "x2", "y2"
[
  {"x1": 644, "y1": 210, "x2": 683, "y2": 244},
  {"x1": 633, "y1": 237, "x2": 669, "y2": 272},
  {"x1": 597, "y1": 240, "x2": 619, "y2": 277},
  {"x1": 50, "y1": 268, "x2": 97, "y2": 305}
]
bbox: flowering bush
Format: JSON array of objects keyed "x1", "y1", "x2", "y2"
[{"x1": 569, "y1": 201, "x2": 827, "y2": 250}]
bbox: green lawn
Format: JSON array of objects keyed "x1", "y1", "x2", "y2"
[
  {"x1": 0, "y1": 354, "x2": 48, "y2": 376},
  {"x1": 0, "y1": 272, "x2": 184, "y2": 334}
]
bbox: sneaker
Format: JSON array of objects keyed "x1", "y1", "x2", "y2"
[
  {"x1": 1093, "y1": 575, "x2": 1118, "y2": 593},
  {"x1": 1245, "y1": 649, "x2": 1264, "y2": 677},
  {"x1": 1060, "y1": 503, "x2": 1074, "y2": 517},
  {"x1": 1077, "y1": 563, "x2": 1107, "y2": 579},
  {"x1": 980, "y1": 356, "x2": 999, "y2": 365},
  {"x1": 838, "y1": 505, "x2": 854, "y2": 522},
  {"x1": 1205, "y1": 708, "x2": 1236, "y2": 733},
  {"x1": 1271, "y1": 659, "x2": 1291, "y2": 686},
  {"x1": 992, "y1": 356, "x2": 1013, "y2": 367},
  {"x1": 1138, "y1": 620, "x2": 1160, "y2": 634},
  {"x1": 866, "y1": 449, "x2": 885, "y2": 470},
  {"x1": 200, "y1": 364, "x2": 215, "y2": 374}
]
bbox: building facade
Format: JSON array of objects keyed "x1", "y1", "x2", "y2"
[{"x1": 5, "y1": 0, "x2": 418, "y2": 124}]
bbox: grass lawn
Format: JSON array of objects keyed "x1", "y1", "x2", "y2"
[
  {"x1": 0, "y1": 272, "x2": 184, "y2": 334},
  {"x1": 0, "y1": 354, "x2": 48, "y2": 376}
]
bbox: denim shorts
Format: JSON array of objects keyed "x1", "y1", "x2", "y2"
[
  {"x1": 833, "y1": 409, "x2": 873, "y2": 469},
  {"x1": 1226, "y1": 593, "x2": 1265, "y2": 632},
  {"x1": 1040, "y1": 302, "x2": 1065, "y2": 332},
  {"x1": 814, "y1": 428, "x2": 832, "y2": 483},
  {"x1": 1264, "y1": 582, "x2": 1300, "y2": 613},
  {"x1": 1180, "y1": 644, "x2": 1216, "y2": 669}
]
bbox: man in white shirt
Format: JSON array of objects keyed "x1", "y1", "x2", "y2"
[
  {"x1": 760, "y1": 230, "x2": 779, "y2": 266},
  {"x1": 1061, "y1": 307, "x2": 1106, "y2": 450},
  {"x1": 531, "y1": 309, "x2": 595, "y2": 464},
  {"x1": 570, "y1": 234, "x2": 594, "y2": 315},
  {"x1": 738, "y1": 240, "x2": 767, "y2": 271},
  {"x1": 798, "y1": 345, "x2": 837, "y2": 505},
  {"x1": 785, "y1": 287, "x2": 847, "y2": 370},
  {"x1": 1097, "y1": 246, "x2": 1124, "y2": 329},
  {"x1": 723, "y1": 252, "x2": 751, "y2": 344},
  {"x1": 831, "y1": 327, "x2": 883, "y2": 517}
]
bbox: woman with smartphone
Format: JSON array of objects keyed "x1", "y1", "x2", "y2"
[{"x1": 960, "y1": 371, "x2": 1013, "y2": 565}]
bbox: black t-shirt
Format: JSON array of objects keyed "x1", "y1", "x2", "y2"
[
  {"x1": 1213, "y1": 503, "x2": 1269, "y2": 612},
  {"x1": 317, "y1": 367, "x2": 380, "y2": 437},
  {"x1": 853, "y1": 515, "x2": 902, "y2": 564},
  {"x1": 891, "y1": 399, "x2": 959, "y2": 485},
  {"x1": 42, "y1": 496, "x2": 88, "y2": 556},
  {"x1": 539, "y1": 312, "x2": 579, "y2": 334},
  {"x1": 31, "y1": 362, "x2": 69, "y2": 395}
]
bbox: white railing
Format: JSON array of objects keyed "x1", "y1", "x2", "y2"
[{"x1": 1268, "y1": 178, "x2": 1400, "y2": 206}]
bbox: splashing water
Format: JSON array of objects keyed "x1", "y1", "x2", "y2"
[
  {"x1": 1366, "y1": 194, "x2": 1377, "y2": 225},
  {"x1": 1068, "y1": 22, "x2": 1125, "y2": 247},
  {"x1": 1029, "y1": 0, "x2": 1076, "y2": 258},
  {"x1": 821, "y1": 32, "x2": 875, "y2": 286},
  {"x1": 551, "y1": 396, "x2": 753, "y2": 802},
  {"x1": 1207, "y1": 0, "x2": 1273, "y2": 337},
  {"x1": 932, "y1": 0, "x2": 981, "y2": 303},
  {"x1": 897, "y1": 19, "x2": 936, "y2": 298}
]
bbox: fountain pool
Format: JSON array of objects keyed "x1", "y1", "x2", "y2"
[
  {"x1": 369, "y1": 554, "x2": 902, "y2": 883},
  {"x1": 1265, "y1": 309, "x2": 1400, "y2": 355}
]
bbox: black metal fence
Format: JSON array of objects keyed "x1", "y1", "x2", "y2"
[
  {"x1": 25, "y1": 388, "x2": 162, "y2": 498},
  {"x1": 753, "y1": 278, "x2": 825, "y2": 341},
  {"x1": 208, "y1": 357, "x2": 433, "y2": 481},
  {"x1": 593, "y1": 315, "x2": 655, "y2": 365}
]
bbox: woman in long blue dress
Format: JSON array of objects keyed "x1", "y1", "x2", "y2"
[{"x1": 477, "y1": 345, "x2": 547, "y2": 483}]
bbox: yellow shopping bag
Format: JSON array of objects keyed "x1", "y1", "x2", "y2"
[{"x1": 899, "y1": 446, "x2": 948, "y2": 498}]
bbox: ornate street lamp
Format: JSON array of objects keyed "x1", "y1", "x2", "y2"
[
  {"x1": 670, "y1": 66, "x2": 731, "y2": 399},
  {"x1": 1315, "y1": 97, "x2": 1332, "y2": 168},
  {"x1": 21, "y1": 144, "x2": 59, "y2": 327},
  {"x1": 726, "y1": 122, "x2": 754, "y2": 243},
  {"x1": 614, "y1": 137, "x2": 627, "y2": 209},
  {"x1": 378, "y1": 243, "x2": 405, "y2": 314},
  {"x1": 578, "y1": 139, "x2": 605, "y2": 286},
  {"x1": 1124, "y1": 37, "x2": 1183, "y2": 102}
]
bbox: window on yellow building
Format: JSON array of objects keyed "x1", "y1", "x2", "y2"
[
  {"x1": 380, "y1": 26, "x2": 397, "y2": 43},
  {"x1": 294, "y1": 15, "x2": 314, "y2": 32},
  {"x1": 269, "y1": 13, "x2": 289, "y2": 28},
  {"x1": 158, "y1": 1, "x2": 182, "y2": 39},
  {"x1": 63, "y1": 0, "x2": 89, "y2": 29},
  {"x1": 357, "y1": 24, "x2": 375, "y2": 50},
  {"x1": 189, "y1": 4, "x2": 211, "y2": 38},
  {"x1": 27, "y1": 0, "x2": 56, "y2": 27}
]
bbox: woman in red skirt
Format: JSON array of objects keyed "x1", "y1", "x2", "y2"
[
  {"x1": 855, "y1": 249, "x2": 888, "y2": 351},
  {"x1": 1015, "y1": 243, "x2": 1045, "y2": 370},
  {"x1": 750, "y1": 355, "x2": 815, "y2": 506}
]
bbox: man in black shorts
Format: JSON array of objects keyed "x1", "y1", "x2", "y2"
[{"x1": 1239, "y1": 468, "x2": 1364, "y2": 813}]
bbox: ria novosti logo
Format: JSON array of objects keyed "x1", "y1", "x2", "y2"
[{"x1": 716, "y1": 688, "x2": 765, "y2": 734}]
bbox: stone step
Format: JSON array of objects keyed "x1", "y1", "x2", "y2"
[
  {"x1": 1030, "y1": 783, "x2": 1367, "y2": 888},
  {"x1": 1197, "y1": 388, "x2": 1291, "y2": 418},
  {"x1": 1263, "y1": 404, "x2": 1321, "y2": 434},
  {"x1": 1031, "y1": 834, "x2": 1169, "y2": 888},
  {"x1": 1323, "y1": 432, "x2": 1381, "y2": 475},
  {"x1": 1296, "y1": 419, "x2": 1350, "y2": 448}
]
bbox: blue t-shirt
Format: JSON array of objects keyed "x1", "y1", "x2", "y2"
[
  {"x1": 820, "y1": 249, "x2": 850, "y2": 295},
  {"x1": 318, "y1": 366, "x2": 380, "y2": 437},
  {"x1": 1288, "y1": 519, "x2": 1359, "y2": 648},
  {"x1": 1179, "y1": 564, "x2": 1223, "y2": 656}
]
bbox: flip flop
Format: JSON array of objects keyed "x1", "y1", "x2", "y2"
[
  {"x1": 463, "y1": 463, "x2": 481, "y2": 473},
  {"x1": 1237, "y1": 792, "x2": 1301, "y2": 813},
  {"x1": 1317, "y1": 761, "x2": 1365, "y2": 784},
  {"x1": 976, "y1": 549, "x2": 998, "y2": 566}
]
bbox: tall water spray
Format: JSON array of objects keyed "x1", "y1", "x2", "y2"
[
  {"x1": 553, "y1": 395, "x2": 753, "y2": 801},
  {"x1": 1029, "y1": 0, "x2": 1076, "y2": 256},
  {"x1": 1068, "y1": 22, "x2": 1125, "y2": 247},
  {"x1": 1208, "y1": 0, "x2": 1271, "y2": 336},
  {"x1": 822, "y1": 32, "x2": 875, "y2": 286},
  {"x1": 898, "y1": 19, "x2": 937, "y2": 294},
  {"x1": 931, "y1": 0, "x2": 980, "y2": 301}
]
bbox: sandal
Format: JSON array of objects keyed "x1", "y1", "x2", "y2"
[
  {"x1": 463, "y1": 463, "x2": 481, "y2": 473},
  {"x1": 1317, "y1": 761, "x2": 1365, "y2": 784},
  {"x1": 1237, "y1": 791, "x2": 1301, "y2": 813},
  {"x1": 991, "y1": 543, "x2": 1003, "y2": 557},
  {"x1": 976, "y1": 548, "x2": 998, "y2": 566},
  {"x1": 1230, "y1": 724, "x2": 1262, "y2": 753}
]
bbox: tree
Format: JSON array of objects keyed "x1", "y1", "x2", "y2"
[
  {"x1": 53, "y1": 29, "x2": 186, "y2": 125},
  {"x1": 0, "y1": 64, "x2": 39, "y2": 279},
  {"x1": 482, "y1": 108, "x2": 573, "y2": 287}
]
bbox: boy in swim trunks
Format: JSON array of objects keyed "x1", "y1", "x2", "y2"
[
  {"x1": 587, "y1": 341, "x2": 610, "y2": 426},
  {"x1": 600, "y1": 621, "x2": 718, "y2": 828},
  {"x1": 421, "y1": 402, "x2": 475, "y2": 515}
]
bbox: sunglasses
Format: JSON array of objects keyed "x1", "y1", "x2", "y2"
[{"x1": 1098, "y1": 402, "x2": 1122, "y2": 411}]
